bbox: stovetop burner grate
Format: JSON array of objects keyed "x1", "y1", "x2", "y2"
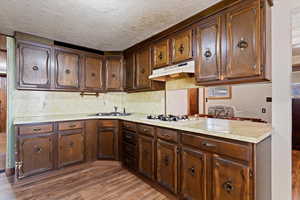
[{"x1": 147, "y1": 114, "x2": 189, "y2": 122}]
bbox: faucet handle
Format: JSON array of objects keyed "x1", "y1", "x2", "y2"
[{"x1": 114, "y1": 106, "x2": 118, "y2": 112}]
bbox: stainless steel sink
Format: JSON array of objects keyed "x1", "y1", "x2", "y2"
[{"x1": 90, "y1": 112, "x2": 131, "y2": 117}]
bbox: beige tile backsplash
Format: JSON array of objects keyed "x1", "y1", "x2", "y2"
[{"x1": 13, "y1": 90, "x2": 165, "y2": 117}]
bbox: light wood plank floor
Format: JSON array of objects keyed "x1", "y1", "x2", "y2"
[
  {"x1": 0, "y1": 132, "x2": 6, "y2": 171},
  {"x1": 0, "y1": 161, "x2": 170, "y2": 200}
]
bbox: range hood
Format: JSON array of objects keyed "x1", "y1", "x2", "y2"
[{"x1": 149, "y1": 60, "x2": 195, "y2": 82}]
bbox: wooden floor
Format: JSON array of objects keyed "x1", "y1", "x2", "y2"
[
  {"x1": 293, "y1": 150, "x2": 300, "y2": 200},
  {"x1": 0, "y1": 161, "x2": 170, "y2": 200},
  {"x1": 0, "y1": 132, "x2": 6, "y2": 171}
]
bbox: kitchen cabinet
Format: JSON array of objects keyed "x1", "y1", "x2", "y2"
[
  {"x1": 17, "y1": 42, "x2": 51, "y2": 89},
  {"x1": 54, "y1": 47, "x2": 81, "y2": 90},
  {"x1": 124, "y1": 52, "x2": 135, "y2": 91},
  {"x1": 122, "y1": 122, "x2": 138, "y2": 170},
  {"x1": 135, "y1": 47, "x2": 151, "y2": 90},
  {"x1": 138, "y1": 135, "x2": 155, "y2": 180},
  {"x1": 0, "y1": 35, "x2": 6, "y2": 51},
  {"x1": 105, "y1": 56, "x2": 124, "y2": 91},
  {"x1": 98, "y1": 128, "x2": 117, "y2": 160},
  {"x1": 180, "y1": 147, "x2": 207, "y2": 200},
  {"x1": 153, "y1": 39, "x2": 170, "y2": 69},
  {"x1": 212, "y1": 155, "x2": 250, "y2": 200},
  {"x1": 58, "y1": 131, "x2": 84, "y2": 168},
  {"x1": 225, "y1": 1, "x2": 261, "y2": 79},
  {"x1": 157, "y1": 139, "x2": 178, "y2": 194},
  {"x1": 85, "y1": 120, "x2": 98, "y2": 162},
  {"x1": 83, "y1": 54, "x2": 105, "y2": 91},
  {"x1": 195, "y1": 16, "x2": 222, "y2": 82},
  {"x1": 171, "y1": 29, "x2": 193, "y2": 63},
  {"x1": 17, "y1": 134, "x2": 54, "y2": 179}
]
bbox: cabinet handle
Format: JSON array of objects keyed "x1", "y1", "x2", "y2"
[
  {"x1": 223, "y1": 181, "x2": 234, "y2": 193},
  {"x1": 33, "y1": 128, "x2": 41, "y2": 132},
  {"x1": 164, "y1": 155, "x2": 169, "y2": 166},
  {"x1": 162, "y1": 133, "x2": 171, "y2": 138},
  {"x1": 188, "y1": 166, "x2": 195, "y2": 176},
  {"x1": 69, "y1": 124, "x2": 76, "y2": 128},
  {"x1": 65, "y1": 69, "x2": 71, "y2": 74},
  {"x1": 112, "y1": 74, "x2": 116, "y2": 78},
  {"x1": 204, "y1": 49, "x2": 212, "y2": 58},
  {"x1": 158, "y1": 52, "x2": 163, "y2": 60},
  {"x1": 143, "y1": 128, "x2": 148, "y2": 132},
  {"x1": 69, "y1": 141, "x2": 74, "y2": 147},
  {"x1": 178, "y1": 44, "x2": 184, "y2": 54},
  {"x1": 140, "y1": 68, "x2": 145, "y2": 74},
  {"x1": 237, "y1": 38, "x2": 248, "y2": 50},
  {"x1": 125, "y1": 134, "x2": 133, "y2": 140},
  {"x1": 32, "y1": 66, "x2": 39, "y2": 71},
  {"x1": 34, "y1": 145, "x2": 42, "y2": 153},
  {"x1": 202, "y1": 141, "x2": 216, "y2": 148}
]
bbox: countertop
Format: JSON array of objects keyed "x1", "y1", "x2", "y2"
[{"x1": 14, "y1": 113, "x2": 272, "y2": 144}]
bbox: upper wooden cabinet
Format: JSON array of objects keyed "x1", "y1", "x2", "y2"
[
  {"x1": 225, "y1": 1, "x2": 261, "y2": 79},
  {"x1": 171, "y1": 29, "x2": 193, "y2": 63},
  {"x1": 54, "y1": 48, "x2": 81, "y2": 90},
  {"x1": 105, "y1": 56, "x2": 124, "y2": 91},
  {"x1": 0, "y1": 35, "x2": 6, "y2": 51},
  {"x1": 83, "y1": 54, "x2": 104, "y2": 91},
  {"x1": 17, "y1": 42, "x2": 51, "y2": 89},
  {"x1": 153, "y1": 39, "x2": 170, "y2": 69},
  {"x1": 195, "y1": 16, "x2": 222, "y2": 82},
  {"x1": 135, "y1": 47, "x2": 151, "y2": 90},
  {"x1": 124, "y1": 53, "x2": 135, "y2": 91}
]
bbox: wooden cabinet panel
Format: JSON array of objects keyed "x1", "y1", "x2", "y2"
[
  {"x1": 58, "y1": 121, "x2": 83, "y2": 131},
  {"x1": 157, "y1": 128, "x2": 178, "y2": 143},
  {"x1": 98, "y1": 128, "x2": 117, "y2": 160},
  {"x1": 18, "y1": 134, "x2": 54, "y2": 179},
  {"x1": 17, "y1": 42, "x2": 51, "y2": 89},
  {"x1": 105, "y1": 56, "x2": 123, "y2": 91},
  {"x1": 181, "y1": 148, "x2": 206, "y2": 200},
  {"x1": 85, "y1": 120, "x2": 98, "y2": 162},
  {"x1": 171, "y1": 30, "x2": 193, "y2": 63},
  {"x1": 19, "y1": 124, "x2": 53, "y2": 136},
  {"x1": 84, "y1": 55, "x2": 104, "y2": 91},
  {"x1": 212, "y1": 155, "x2": 250, "y2": 200},
  {"x1": 157, "y1": 139, "x2": 178, "y2": 194},
  {"x1": 153, "y1": 39, "x2": 170, "y2": 68},
  {"x1": 195, "y1": 16, "x2": 221, "y2": 82},
  {"x1": 136, "y1": 47, "x2": 151, "y2": 89},
  {"x1": 0, "y1": 35, "x2": 6, "y2": 51},
  {"x1": 139, "y1": 135, "x2": 154, "y2": 179},
  {"x1": 58, "y1": 132, "x2": 84, "y2": 167},
  {"x1": 55, "y1": 49, "x2": 80, "y2": 89},
  {"x1": 124, "y1": 53, "x2": 135, "y2": 90},
  {"x1": 137, "y1": 124, "x2": 155, "y2": 137},
  {"x1": 225, "y1": 2, "x2": 261, "y2": 79}
]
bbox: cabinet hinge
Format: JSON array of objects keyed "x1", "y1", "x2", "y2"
[
  {"x1": 176, "y1": 147, "x2": 180, "y2": 154},
  {"x1": 249, "y1": 169, "x2": 254, "y2": 178},
  {"x1": 15, "y1": 161, "x2": 23, "y2": 171}
]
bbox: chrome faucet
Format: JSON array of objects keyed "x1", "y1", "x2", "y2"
[{"x1": 114, "y1": 106, "x2": 118, "y2": 113}]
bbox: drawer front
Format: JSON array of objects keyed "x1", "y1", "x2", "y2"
[
  {"x1": 99, "y1": 120, "x2": 118, "y2": 128},
  {"x1": 181, "y1": 133, "x2": 251, "y2": 161},
  {"x1": 122, "y1": 142, "x2": 137, "y2": 157},
  {"x1": 157, "y1": 128, "x2": 178, "y2": 143},
  {"x1": 123, "y1": 131, "x2": 137, "y2": 145},
  {"x1": 58, "y1": 121, "x2": 83, "y2": 131},
  {"x1": 19, "y1": 124, "x2": 53, "y2": 135},
  {"x1": 137, "y1": 124, "x2": 155, "y2": 136},
  {"x1": 123, "y1": 121, "x2": 136, "y2": 132}
]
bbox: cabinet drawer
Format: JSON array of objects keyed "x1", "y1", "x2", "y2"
[
  {"x1": 99, "y1": 120, "x2": 118, "y2": 128},
  {"x1": 123, "y1": 121, "x2": 136, "y2": 131},
  {"x1": 123, "y1": 131, "x2": 137, "y2": 145},
  {"x1": 58, "y1": 121, "x2": 83, "y2": 131},
  {"x1": 181, "y1": 133, "x2": 251, "y2": 161},
  {"x1": 137, "y1": 124, "x2": 154, "y2": 136},
  {"x1": 122, "y1": 142, "x2": 137, "y2": 157},
  {"x1": 19, "y1": 124, "x2": 53, "y2": 135},
  {"x1": 157, "y1": 128, "x2": 178, "y2": 143}
]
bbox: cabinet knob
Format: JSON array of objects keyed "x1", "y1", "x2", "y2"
[
  {"x1": 112, "y1": 74, "x2": 116, "y2": 78},
  {"x1": 188, "y1": 166, "x2": 195, "y2": 176},
  {"x1": 164, "y1": 155, "x2": 169, "y2": 166},
  {"x1": 140, "y1": 68, "x2": 145, "y2": 74},
  {"x1": 237, "y1": 38, "x2": 248, "y2": 50},
  {"x1": 32, "y1": 66, "x2": 39, "y2": 71},
  {"x1": 202, "y1": 141, "x2": 216, "y2": 148},
  {"x1": 204, "y1": 49, "x2": 212, "y2": 58},
  {"x1": 33, "y1": 128, "x2": 41, "y2": 132},
  {"x1": 223, "y1": 181, "x2": 234, "y2": 193},
  {"x1": 178, "y1": 44, "x2": 185, "y2": 54},
  {"x1": 91, "y1": 72, "x2": 96, "y2": 77},
  {"x1": 158, "y1": 52, "x2": 163, "y2": 60},
  {"x1": 34, "y1": 145, "x2": 42, "y2": 153},
  {"x1": 65, "y1": 69, "x2": 71, "y2": 74},
  {"x1": 69, "y1": 141, "x2": 74, "y2": 147}
]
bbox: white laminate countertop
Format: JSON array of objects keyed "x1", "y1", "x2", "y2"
[{"x1": 14, "y1": 113, "x2": 272, "y2": 144}]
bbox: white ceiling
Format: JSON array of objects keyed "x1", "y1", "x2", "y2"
[
  {"x1": 0, "y1": 0, "x2": 220, "y2": 51},
  {"x1": 293, "y1": 7, "x2": 300, "y2": 48}
]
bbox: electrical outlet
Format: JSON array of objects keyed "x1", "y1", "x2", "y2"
[{"x1": 262, "y1": 108, "x2": 266, "y2": 113}]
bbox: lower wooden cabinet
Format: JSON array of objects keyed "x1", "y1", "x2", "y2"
[
  {"x1": 156, "y1": 139, "x2": 178, "y2": 194},
  {"x1": 58, "y1": 131, "x2": 84, "y2": 168},
  {"x1": 138, "y1": 135, "x2": 154, "y2": 179},
  {"x1": 212, "y1": 155, "x2": 251, "y2": 200},
  {"x1": 181, "y1": 147, "x2": 207, "y2": 200},
  {"x1": 17, "y1": 134, "x2": 54, "y2": 179},
  {"x1": 98, "y1": 128, "x2": 117, "y2": 160}
]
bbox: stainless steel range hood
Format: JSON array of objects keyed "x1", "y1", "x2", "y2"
[{"x1": 149, "y1": 60, "x2": 195, "y2": 82}]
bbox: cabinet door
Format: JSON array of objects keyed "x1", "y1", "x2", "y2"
[
  {"x1": 181, "y1": 148, "x2": 206, "y2": 200},
  {"x1": 157, "y1": 139, "x2": 178, "y2": 194},
  {"x1": 98, "y1": 128, "x2": 117, "y2": 160},
  {"x1": 18, "y1": 134, "x2": 54, "y2": 179},
  {"x1": 153, "y1": 39, "x2": 170, "y2": 68},
  {"x1": 58, "y1": 132, "x2": 84, "y2": 167},
  {"x1": 84, "y1": 55, "x2": 104, "y2": 91},
  {"x1": 105, "y1": 56, "x2": 123, "y2": 91},
  {"x1": 139, "y1": 135, "x2": 154, "y2": 179},
  {"x1": 18, "y1": 42, "x2": 51, "y2": 89},
  {"x1": 55, "y1": 49, "x2": 80, "y2": 89},
  {"x1": 225, "y1": 2, "x2": 261, "y2": 79},
  {"x1": 136, "y1": 47, "x2": 151, "y2": 90},
  {"x1": 195, "y1": 16, "x2": 221, "y2": 82},
  {"x1": 212, "y1": 155, "x2": 251, "y2": 200},
  {"x1": 171, "y1": 30, "x2": 193, "y2": 63},
  {"x1": 124, "y1": 53, "x2": 135, "y2": 91}
]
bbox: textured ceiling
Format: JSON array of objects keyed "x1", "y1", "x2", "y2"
[
  {"x1": 0, "y1": 0, "x2": 220, "y2": 51},
  {"x1": 293, "y1": 7, "x2": 300, "y2": 48}
]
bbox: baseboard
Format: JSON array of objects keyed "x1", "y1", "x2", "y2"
[{"x1": 5, "y1": 167, "x2": 15, "y2": 177}]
